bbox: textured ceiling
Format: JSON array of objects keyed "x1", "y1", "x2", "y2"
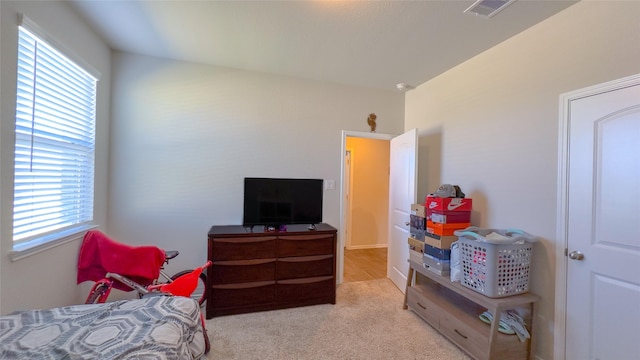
[{"x1": 67, "y1": 0, "x2": 577, "y2": 91}]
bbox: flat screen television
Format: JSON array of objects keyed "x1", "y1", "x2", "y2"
[{"x1": 243, "y1": 177, "x2": 323, "y2": 227}]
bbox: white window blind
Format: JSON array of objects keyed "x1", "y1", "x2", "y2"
[{"x1": 13, "y1": 25, "x2": 97, "y2": 244}]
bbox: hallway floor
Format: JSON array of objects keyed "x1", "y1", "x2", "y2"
[{"x1": 343, "y1": 247, "x2": 387, "y2": 283}]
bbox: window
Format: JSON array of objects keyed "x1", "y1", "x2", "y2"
[{"x1": 13, "y1": 19, "x2": 98, "y2": 251}]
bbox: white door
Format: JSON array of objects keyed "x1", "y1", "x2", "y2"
[
  {"x1": 387, "y1": 128, "x2": 418, "y2": 291},
  {"x1": 564, "y1": 80, "x2": 640, "y2": 359}
]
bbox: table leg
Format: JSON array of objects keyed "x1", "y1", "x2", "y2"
[
  {"x1": 403, "y1": 264, "x2": 414, "y2": 310},
  {"x1": 487, "y1": 305, "x2": 503, "y2": 359},
  {"x1": 528, "y1": 301, "x2": 537, "y2": 360}
]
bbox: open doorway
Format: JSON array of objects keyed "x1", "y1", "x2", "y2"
[{"x1": 338, "y1": 131, "x2": 394, "y2": 284}]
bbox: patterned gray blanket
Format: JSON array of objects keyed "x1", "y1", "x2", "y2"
[{"x1": 0, "y1": 295, "x2": 206, "y2": 359}]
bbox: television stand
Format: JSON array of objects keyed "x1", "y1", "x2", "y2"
[
  {"x1": 307, "y1": 224, "x2": 317, "y2": 231},
  {"x1": 207, "y1": 223, "x2": 337, "y2": 318}
]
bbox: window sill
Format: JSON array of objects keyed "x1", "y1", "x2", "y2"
[{"x1": 10, "y1": 224, "x2": 98, "y2": 262}]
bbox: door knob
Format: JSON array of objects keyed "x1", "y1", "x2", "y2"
[{"x1": 568, "y1": 251, "x2": 584, "y2": 261}]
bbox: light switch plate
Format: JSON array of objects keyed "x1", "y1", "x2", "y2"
[{"x1": 325, "y1": 179, "x2": 336, "y2": 190}]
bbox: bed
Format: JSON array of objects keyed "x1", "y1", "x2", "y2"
[{"x1": 0, "y1": 295, "x2": 206, "y2": 359}]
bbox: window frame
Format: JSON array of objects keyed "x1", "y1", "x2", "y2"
[{"x1": 10, "y1": 15, "x2": 100, "y2": 260}]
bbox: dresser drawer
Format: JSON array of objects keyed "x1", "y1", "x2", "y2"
[
  {"x1": 276, "y1": 255, "x2": 333, "y2": 280},
  {"x1": 211, "y1": 281, "x2": 276, "y2": 308},
  {"x1": 212, "y1": 259, "x2": 276, "y2": 284},
  {"x1": 211, "y1": 236, "x2": 276, "y2": 261},
  {"x1": 406, "y1": 286, "x2": 440, "y2": 327},
  {"x1": 277, "y1": 276, "x2": 334, "y2": 302},
  {"x1": 439, "y1": 312, "x2": 488, "y2": 360},
  {"x1": 277, "y1": 234, "x2": 334, "y2": 257}
]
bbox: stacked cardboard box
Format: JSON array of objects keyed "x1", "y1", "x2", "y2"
[
  {"x1": 422, "y1": 195, "x2": 473, "y2": 276},
  {"x1": 408, "y1": 203, "x2": 427, "y2": 264}
]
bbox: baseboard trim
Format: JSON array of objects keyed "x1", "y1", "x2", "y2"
[{"x1": 345, "y1": 244, "x2": 388, "y2": 250}]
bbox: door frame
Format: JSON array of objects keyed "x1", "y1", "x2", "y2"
[
  {"x1": 338, "y1": 130, "x2": 395, "y2": 284},
  {"x1": 554, "y1": 72, "x2": 640, "y2": 360},
  {"x1": 343, "y1": 150, "x2": 353, "y2": 249}
]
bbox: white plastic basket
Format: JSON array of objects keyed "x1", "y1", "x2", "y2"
[{"x1": 455, "y1": 227, "x2": 535, "y2": 298}]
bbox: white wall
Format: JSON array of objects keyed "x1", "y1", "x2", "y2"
[
  {"x1": 108, "y1": 52, "x2": 404, "y2": 274},
  {"x1": 405, "y1": 2, "x2": 640, "y2": 359},
  {"x1": 0, "y1": 1, "x2": 111, "y2": 314}
]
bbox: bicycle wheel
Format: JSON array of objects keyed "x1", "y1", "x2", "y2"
[
  {"x1": 85, "y1": 283, "x2": 110, "y2": 304},
  {"x1": 170, "y1": 270, "x2": 207, "y2": 306}
]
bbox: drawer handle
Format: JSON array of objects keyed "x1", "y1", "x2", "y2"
[
  {"x1": 454, "y1": 329, "x2": 468, "y2": 339},
  {"x1": 417, "y1": 302, "x2": 427, "y2": 310}
]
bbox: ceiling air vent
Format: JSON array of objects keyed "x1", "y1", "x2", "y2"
[{"x1": 464, "y1": 0, "x2": 517, "y2": 18}]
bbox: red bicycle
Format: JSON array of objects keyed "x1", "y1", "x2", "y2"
[
  {"x1": 77, "y1": 230, "x2": 212, "y2": 353},
  {"x1": 77, "y1": 230, "x2": 208, "y2": 305}
]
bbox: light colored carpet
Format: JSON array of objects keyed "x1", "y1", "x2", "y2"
[{"x1": 205, "y1": 278, "x2": 470, "y2": 360}]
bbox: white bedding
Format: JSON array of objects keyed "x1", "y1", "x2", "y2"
[{"x1": 0, "y1": 295, "x2": 206, "y2": 359}]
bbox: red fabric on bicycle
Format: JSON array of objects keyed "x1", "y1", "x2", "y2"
[{"x1": 77, "y1": 230, "x2": 166, "y2": 291}]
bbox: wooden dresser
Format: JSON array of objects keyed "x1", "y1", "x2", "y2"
[{"x1": 206, "y1": 223, "x2": 337, "y2": 319}]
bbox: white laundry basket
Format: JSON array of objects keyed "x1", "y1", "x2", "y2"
[{"x1": 454, "y1": 227, "x2": 536, "y2": 298}]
